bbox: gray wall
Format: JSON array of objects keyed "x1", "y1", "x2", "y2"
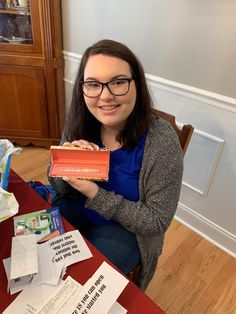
[{"x1": 62, "y1": 0, "x2": 236, "y2": 99}]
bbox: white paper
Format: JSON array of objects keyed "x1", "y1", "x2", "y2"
[
  {"x1": 2, "y1": 282, "x2": 64, "y2": 314},
  {"x1": 30, "y1": 243, "x2": 65, "y2": 287},
  {"x1": 45, "y1": 230, "x2": 93, "y2": 267},
  {"x1": 3, "y1": 253, "x2": 64, "y2": 295},
  {"x1": 3, "y1": 276, "x2": 126, "y2": 314},
  {"x1": 3, "y1": 257, "x2": 35, "y2": 295},
  {"x1": 108, "y1": 302, "x2": 127, "y2": 314},
  {"x1": 37, "y1": 276, "x2": 82, "y2": 314},
  {"x1": 56, "y1": 261, "x2": 129, "y2": 314},
  {"x1": 10, "y1": 234, "x2": 38, "y2": 280},
  {"x1": 4, "y1": 230, "x2": 92, "y2": 294}
]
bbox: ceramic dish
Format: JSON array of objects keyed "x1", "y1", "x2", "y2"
[{"x1": 3, "y1": 37, "x2": 26, "y2": 44}]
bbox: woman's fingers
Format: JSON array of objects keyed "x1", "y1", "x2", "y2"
[
  {"x1": 62, "y1": 177, "x2": 99, "y2": 199},
  {"x1": 62, "y1": 142, "x2": 73, "y2": 147},
  {"x1": 71, "y1": 140, "x2": 99, "y2": 150},
  {"x1": 89, "y1": 142, "x2": 100, "y2": 150}
]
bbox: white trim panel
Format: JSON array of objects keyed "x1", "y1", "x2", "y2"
[
  {"x1": 181, "y1": 128, "x2": 225, "y2": 196},
  {"x1": 146, "y1": 74, "x2": 236, "y2": 113}
]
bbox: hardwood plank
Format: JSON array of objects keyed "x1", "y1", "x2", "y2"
[
  {"x1": 10, "y1": 145, "x2": 50, "y2": 184},
  {"x1": 146, "y1": 221, "x2": 236, "y2": 313}
]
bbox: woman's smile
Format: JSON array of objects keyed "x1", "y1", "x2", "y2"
[{"x1": 98, "y1": 104, "x2": 121, "y2": 112}]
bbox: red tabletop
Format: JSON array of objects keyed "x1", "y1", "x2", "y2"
[{"x1": 0, "y1": 170, "x2": 165, "y2": 313}]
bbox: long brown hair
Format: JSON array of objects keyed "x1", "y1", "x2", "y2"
[{"x1": 63, "y1": 39, "x2": 153, "y2": 149}]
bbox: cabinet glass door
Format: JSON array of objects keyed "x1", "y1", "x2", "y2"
[
  {"x1": 0, "y1": 0, "x2": 42, "y2": 53},
  {"x1": 0, "y1": 0, "x2": 32, "y2": 44}
]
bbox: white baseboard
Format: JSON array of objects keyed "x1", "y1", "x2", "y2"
[{"x1": 176, "y1": 203, "x2": 236, "y2": 258}]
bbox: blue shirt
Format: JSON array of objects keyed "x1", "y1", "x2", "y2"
[{"x1": 79, "y1": 134, "x2": 147, "y2": 225}]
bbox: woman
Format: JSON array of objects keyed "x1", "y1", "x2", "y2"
[{"x1": 48, "y1": 39, "x2": 183, "y2": 290}]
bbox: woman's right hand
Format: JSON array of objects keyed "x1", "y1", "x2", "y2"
[{"x1": 63, "y1": 140, "x2": 99, "y2": 150}]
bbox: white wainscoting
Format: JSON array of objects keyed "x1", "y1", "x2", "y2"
[
  {"x1": 146, "y1": 74, "x2": 236, "y2": 114},
  {"x1": 63, "y1": 50, "x2": 236, "y2": 258},
  {"x1": 181, "y1": 128, "x2": 224, "y2": 196}
]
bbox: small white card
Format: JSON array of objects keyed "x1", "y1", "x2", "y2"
[{"x1": 10, "y1": 234, "x2": 38, "y2": 280}]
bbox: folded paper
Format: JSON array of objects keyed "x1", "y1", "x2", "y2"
[
  {"x1": 10, "y1": 234, "x2": 38, "y2": 280},
  {"x1": 4, "y1": 230, "x2": 92, "y2": 295}
]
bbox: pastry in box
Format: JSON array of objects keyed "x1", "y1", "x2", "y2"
[{"x1": 49, "y1": 145, "x2": 110, "y2": 181}]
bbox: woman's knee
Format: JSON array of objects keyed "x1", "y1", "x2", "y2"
[{"x1": 87, "y1": 224, "x2": 140, "y2": 274}]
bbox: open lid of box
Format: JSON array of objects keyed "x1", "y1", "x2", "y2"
[{"x1": 49, "y1": 146, "x2": 110, "y2": 181}]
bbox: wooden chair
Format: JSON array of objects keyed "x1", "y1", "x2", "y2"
[
  {"x1": 127, "y1": 108, "x2": 194, "y2": 283},
  {"x1": 151, "y1": 108, "x2": 194, "y2": 155}
]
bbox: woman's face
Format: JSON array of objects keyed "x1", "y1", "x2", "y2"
[{"x1": 83, "y1": 54, "x2": 137, "y2": 131}]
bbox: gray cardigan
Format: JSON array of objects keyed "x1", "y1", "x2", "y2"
[{"x1": 48, "y1": 116, "x2": 183, "y2": 290}]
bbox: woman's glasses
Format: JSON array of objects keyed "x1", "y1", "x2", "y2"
[{"x1": 81, "y1": 78, "x2": 133, "y2": 98}]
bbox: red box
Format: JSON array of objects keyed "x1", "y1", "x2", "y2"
[{"x1": 49, "y1": 146, "x2": 110, "y2": 181}]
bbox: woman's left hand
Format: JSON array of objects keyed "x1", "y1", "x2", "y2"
[{"x1": 62, "y1": 176, "x2": 99, "y2": 200}]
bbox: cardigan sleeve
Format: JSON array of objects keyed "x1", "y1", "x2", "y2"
[{"x1": 86, "y1": 119, "x2": 183, "y2": 236}]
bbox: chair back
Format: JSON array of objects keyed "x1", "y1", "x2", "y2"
[{"x1": 151, "y1": 108, "x2": 194, "y2": 155}]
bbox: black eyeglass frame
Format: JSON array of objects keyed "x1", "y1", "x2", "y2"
[{"x1": 80, "y1": 77, "x2": 134, "y2": 98}]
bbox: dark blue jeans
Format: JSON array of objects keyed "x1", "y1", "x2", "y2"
[{"x1": 53, "y1": 196, "x2": 140, "y2": 274}]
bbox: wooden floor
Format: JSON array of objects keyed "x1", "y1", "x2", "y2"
[{"x1": 11, "y1": 146, "x2": 236, "y2": 314}]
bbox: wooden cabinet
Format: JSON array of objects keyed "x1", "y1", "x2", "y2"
[{"x1": 0, "y1": 0, "x2": 65, "y2": 147}]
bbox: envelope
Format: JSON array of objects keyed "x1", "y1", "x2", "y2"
[{"x1": 49, "y1": 146, "x2": 110, "y2": 181}]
